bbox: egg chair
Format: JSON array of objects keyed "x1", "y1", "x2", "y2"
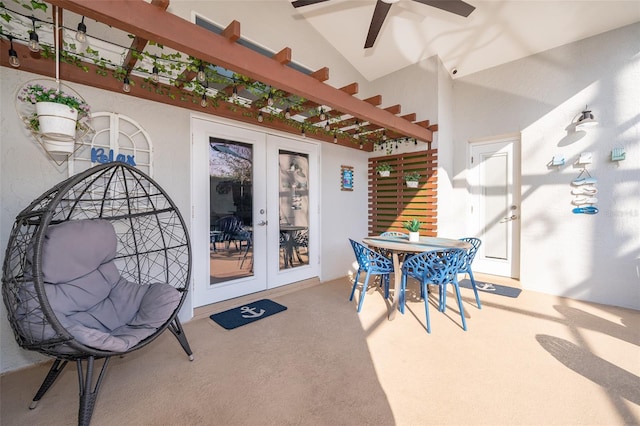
[{"x1": 2, "y1": 162, "x2": 193, "y2": 425}]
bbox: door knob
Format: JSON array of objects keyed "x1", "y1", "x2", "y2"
[
  {"x1": 503, "y1": 215, "x2": 518, "y2": 220},
  {"x1": 257, "y1": 220, "x2": 268, "y2": 226}
]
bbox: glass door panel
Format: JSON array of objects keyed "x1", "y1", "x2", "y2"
[
  {"x1": 209, "y1": 138, "x2": 254, "y2": 283},
  {"x1": 278, "y1": 150, "x2": 310, "y2": 270}
]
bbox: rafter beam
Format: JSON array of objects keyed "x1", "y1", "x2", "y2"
[
  {"x1": 46, "y1": 0, "x2": 432, "y2": 143},
  {"x1": 120, "y1": 0, "x2": 170, "y2": 75}
]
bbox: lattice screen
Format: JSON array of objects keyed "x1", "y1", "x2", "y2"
[{"x1": 368, "y1": 149, "x2": 438, "y2": 236}]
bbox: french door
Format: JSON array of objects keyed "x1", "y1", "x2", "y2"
[
  {"x1": 468, "y1": 136, "x2": 520, "y2": 278},
  {"x1": 191, "y1": 117, "x2": 318, "y2": 307}
]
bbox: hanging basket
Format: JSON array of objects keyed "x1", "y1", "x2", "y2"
[
  {"x1": 378, "y1": 170, "x2": 391, "y2": 177},
  {"x1": 36, "y1": 101, "x2": 79, "y2": 141},
  {"x1": 406, "y1": 180, "x2": 419, "y2": 188}
]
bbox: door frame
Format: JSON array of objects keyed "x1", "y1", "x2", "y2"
[
  {"x1": 190, "y1": 115, "x2": 320, "y2": 308},
  {"x1": 467, "y1": 133, "x2": 521, "y2": 278}
]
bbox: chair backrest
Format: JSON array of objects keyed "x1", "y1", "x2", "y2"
[
  {"x1": 216, "y1": 216, "x2": 243, "y2": 235},
  {"x1": 348, "y1": 239, "x2": 393, "y2": 273},
  {"x1": 402, "y1": 248, "x2": 466, "y2": 285},
  {"x1": 459, "y1": 237, "x2": 481, "y2": 270},
  {"x1": 380, "y1": 231, "x2": 407, "y2": 238}
]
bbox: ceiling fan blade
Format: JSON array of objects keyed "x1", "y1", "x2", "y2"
[
  {"x1": 291, "y1": 0, "x2": 331, "y2": 8},
  {"x1": 413, "y1": 0, "x2": 475, "y2": 17},
  {"x1": 364, "y1": 0, "x2": 393, "y2": 49}
]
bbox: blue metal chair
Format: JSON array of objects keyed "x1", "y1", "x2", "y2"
[
  {"x1": 459, "y1": 237, "x2": 482, "y2": 309},
  {"x1": 400, "y1": 248, "x2": 467, "y2": 333},
  {"x1": 348, "y1": 239, "x2": 394, "y2": 312}
]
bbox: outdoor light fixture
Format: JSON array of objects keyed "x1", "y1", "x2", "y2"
[
  {"x1": 333, "y1": 131, "x2": 338, "y2": 143},
  {"x1": 151, "y1": 65, "x2": 159, "y2": 83},
  {"x1": 324, "y1": 121, "x2": 330, "y2": 131},
  {"x1": 575, "y1": 105, "x2": 598, "y2": 129},
  {"x1": 28, "y1": 17, "x2": 40, "y2": 53},
  {"x1": 382, "y1": 130, "x2": 387, "y2": 141},
  {"x1": 285, "y1": 107, "x2": 291, "y2": 119},
  {"x1": 231, "y1": 86, "x2": 238, "y2": 101},
  {"x1": 301, "y1": 127, "x2": 306, "y2": 137},
  {"x1": 319, "y1": 108, "x2": 326, "y2": 121},
  {"x1": 267, "y1": 91, "x2": 274, "y2": 107},
  {"x1": 257, "y1": 111, "x2": 264, "y2": 122},
  {"x1": 7, "y1": 36, "x2": 20, "y2": 68},
  {"x1": 76, "y1": 17, "x2": 87, "y2": 43},
  {"x1": 122, "y1": 77, "x2": 131, "y2": 93},
  {"x1": 197, "y1": 64, "x2": 206, "y2": 83},
  {"x1": 200, "y1": 93, "x2": 208, "y2": 108}
]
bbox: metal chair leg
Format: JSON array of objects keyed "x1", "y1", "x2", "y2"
[
  {"x1": 77, "y1": 356, "x2": 110, "y2": 426},
  {"x1": 168, "y1": 317, "x2": 194, "y2": 361},
  {"x1": 29, "y1": 359, "x2": 68, "y2": 409}
]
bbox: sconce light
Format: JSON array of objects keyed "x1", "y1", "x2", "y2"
[
  {"x1": 28, "y1": 17, "x2": 40, "y2": 53},
  {"x1": 76, "y1": 17, "x2": 87, "y2": 43},
  {"x1": 7, "y1": 35, "x2": 20, "y2": 68},
  {"x1": 575, "y1": 105, "x2": 597, "y2": 129}
]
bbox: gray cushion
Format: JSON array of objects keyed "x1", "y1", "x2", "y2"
[{"x1": 39, "y1": 219, "x2": 181, "y2": 352}]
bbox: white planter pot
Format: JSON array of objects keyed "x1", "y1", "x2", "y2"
[
  {"x1": 378, "y1": 170, "x2": 390, "y2": 177},
  {"x1": 42, "y1": 137, "x2": 75, "y2": 154},
  {"x1": 409, "y1": 231, "x2": 420, "y2": 242},
  {"x1": 36, "y1": 102, "x2": 78, "y2": 141},
  {"x1": 406, "y1": 180, "x2": 419, "y2": 188}
]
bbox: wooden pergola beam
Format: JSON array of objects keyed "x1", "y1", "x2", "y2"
[
  {"x1": 46, "y1": 0, "x2": 432, "y2": 143},
  {"x1": 120, "y1": 0, "x2": 170, "y2": 74}
]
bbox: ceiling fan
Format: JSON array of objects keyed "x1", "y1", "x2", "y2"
[{"x1": 292, "y1": 0, "x2": 475, "y2": 48}]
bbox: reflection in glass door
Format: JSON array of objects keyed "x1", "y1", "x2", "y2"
[
  {"x1": 278, "y1": 150, "x2": 309, "y2": 270},
  {"x1": 209, "y1": 138, "x2": 253, "y2": 283}
]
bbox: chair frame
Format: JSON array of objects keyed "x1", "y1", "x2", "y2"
[
  {"x1": 401, "y1": 248, "x2": 467, "y2": 333},
  {"x1": 348, "y1": 239, "x2": 394, "y2": 312},
  {"x1": 2, "y1": 163, "x2": 193, "y2": 426}
]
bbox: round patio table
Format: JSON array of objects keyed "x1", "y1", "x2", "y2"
[{"x1": 362, "y1": 235, "x2": 471, "y2": 320}]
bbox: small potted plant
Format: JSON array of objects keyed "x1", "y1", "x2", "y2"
[
  {"x1": 375, "y1": 162, "x2": 393, "y2": 177},
  {"x1": 404, "y1": 171, "x2": 421, "y2": 188},
  {"x1": 403, "y1": 218, "x2": 421, "y2": 242},
  {"x1": 19, "y1": 84, "x2": 91, "y2": 153}
]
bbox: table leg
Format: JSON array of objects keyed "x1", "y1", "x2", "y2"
[{"x1": 388, "y1": 253, "x2": 402, "y2": 321}]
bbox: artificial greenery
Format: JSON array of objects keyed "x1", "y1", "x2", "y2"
[
  {"x1": 402, "y1": 218, "x2": 421, "y2": 232},
  {"x1": 375, "y1": 162, "x2": 393, "y2": 172},
  {"x1": 404, "y1": 171, "x2": 421, "y2": 181},
  {"x1": 19, "y1": 83, "x2": 91, "y2": 114}
]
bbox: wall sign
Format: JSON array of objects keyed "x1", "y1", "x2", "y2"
[{"x1": 341, "y1": 165, "x2": 354, "y2": 191}]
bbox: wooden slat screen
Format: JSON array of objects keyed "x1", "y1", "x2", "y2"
[{"x1": 368, "y1": 149, "x2": 438, "y2": 236}]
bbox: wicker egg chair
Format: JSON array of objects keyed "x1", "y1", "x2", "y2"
[{"x1": 2, "y1": 162, "x2": 193, "y2": 426}]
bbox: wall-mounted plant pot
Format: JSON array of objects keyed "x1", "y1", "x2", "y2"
[
  {"x1": 409, "y1": 231, "x2": 420, "y2": 242},
  {"x1": 42, "y1": 137, "x2": 75, "y2": 154},
  {"x1": 378, "y1": 170, "x2": 390, "y2": 177},
  {"x1": 406, "y1": 180, "x2": 419, "y2": 188},
  {"x1": 36, "y1": 102, "x2": 78, "y2": 141}
]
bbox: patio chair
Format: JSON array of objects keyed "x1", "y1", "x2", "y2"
[
  {"x1": 215, "y1": 215, "x2": 250, "y2": 251},
  {"x1": 348, "y1": 239, "x2": 394, "y2": 312},
  {"x1": 400, "y1": 248, "x2": 467, "y2": 333},
  {"x1": 1, "y1": 163, "x2": 193, "y2": 426},
  {"x1": 458, "y1": 237, "x2": 482, "y2": 309}
]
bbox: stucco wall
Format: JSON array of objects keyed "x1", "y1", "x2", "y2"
[{"x1": 452, "y1": 23, "x2": 640, "y2": 309}]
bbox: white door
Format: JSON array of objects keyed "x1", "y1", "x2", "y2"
[
  {"x1": 468, "y1": 136, "x2": 520, "y2": 278},
  {"x1": 191, "y1": 117, "x2": 319, "y2": 307}
]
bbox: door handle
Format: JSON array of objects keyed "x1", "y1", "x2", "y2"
[
  {"x1": 257, "y1": 220, "x2": 268, "y2": 226},
  {"x1": 503, "y1": 215, "x2": 518, "y2": 221}
]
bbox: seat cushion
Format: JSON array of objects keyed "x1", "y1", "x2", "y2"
[{"x1": 40, "y1": 219, "x2": 181, "y2": 353}]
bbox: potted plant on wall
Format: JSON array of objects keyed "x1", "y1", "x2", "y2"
[
  {"x1": 375, "y1": 162, "x2": 393, "y2": 177},
  {"x1": 18, "y1": 84, "x2": 91, "y2": 154},
  {"x1": 403, "y1": 218, "x2": 421, "y2": 242},
  {"x1": 404, "y1": 171, "x2": 421, "y2": 188}
]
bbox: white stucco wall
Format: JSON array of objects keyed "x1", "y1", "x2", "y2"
[{"x1": 452, "y1": 23, "x2": 640, "y2": 309}]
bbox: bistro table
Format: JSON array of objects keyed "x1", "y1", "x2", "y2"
[
  {"x1": 362, "y1": 235, "x2": 471, "y2": 320},
  {"x1": 280, "y1": 225, "x2": 307, "y2": 268}
]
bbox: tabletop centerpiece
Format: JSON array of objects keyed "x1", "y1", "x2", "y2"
[{"x1": 403, "y1": 218, "x2": 421, "y2": 242}]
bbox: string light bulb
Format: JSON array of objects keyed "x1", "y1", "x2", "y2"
[
  {"x1": 359, "y1": 143, "x2": 363, "y2": 150},
  {"x1": 267, "y1": 91, "x2": 274, "y2": 107},
  {"x1": 319, "y1": 108, "x2": 326, "y2": 121},
  {"x1": 284, "y1": 107, "x2": 291, "y2": 119},
  {"x1": 197, "y1": 64, "x2": 206, "y2": 83},
  {"x1": 324, "y1": 121, "x2": 330, "y2": 131},
  {"x1": 200, "y1": 93, "x2": 207, "y2": 108},
  {"x1": 76, "y1": 16, "x2": 87, "y2": 43},
  {"x1": 301, "y1": 127, "x2": 306, "y2": 138},
  {"x1": 333, "y1": 131, "x2": 338, "y2": 143},
  {"x1": 231, "y1": 86, "x2": 238, "y2": 101},
  {"x1": 257, "y1": 111, "x2": 264, "y2": 122},
  {"x1": 382, "y1": 130, "x2": 387, "y2": 141},
  {"x1": 122, "y1": 76, "x2": 131, "y2": 93},
  {"x1": 7, "y1": 36, "x2": 20, "y2": 68},
  {"x1": 28, "y1": 17, "x2": 40, "y2": 53},
  {"x1": 151, "y1": 64, "x2": 159, "y2": 83}
]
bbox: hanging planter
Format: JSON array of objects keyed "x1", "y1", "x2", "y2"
[
  {"x1": 404, "y1": 171, "x2": 421, "y2": 188},
  {"x1": 35, "y1": 101, "x2": 78, "y2": 141},
  {"x1": 376, "y1": 162, "x2": 393, "y2": 177},
  {"x1": 17, "y1": 82, "x2": 92, "y2": 155}
]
